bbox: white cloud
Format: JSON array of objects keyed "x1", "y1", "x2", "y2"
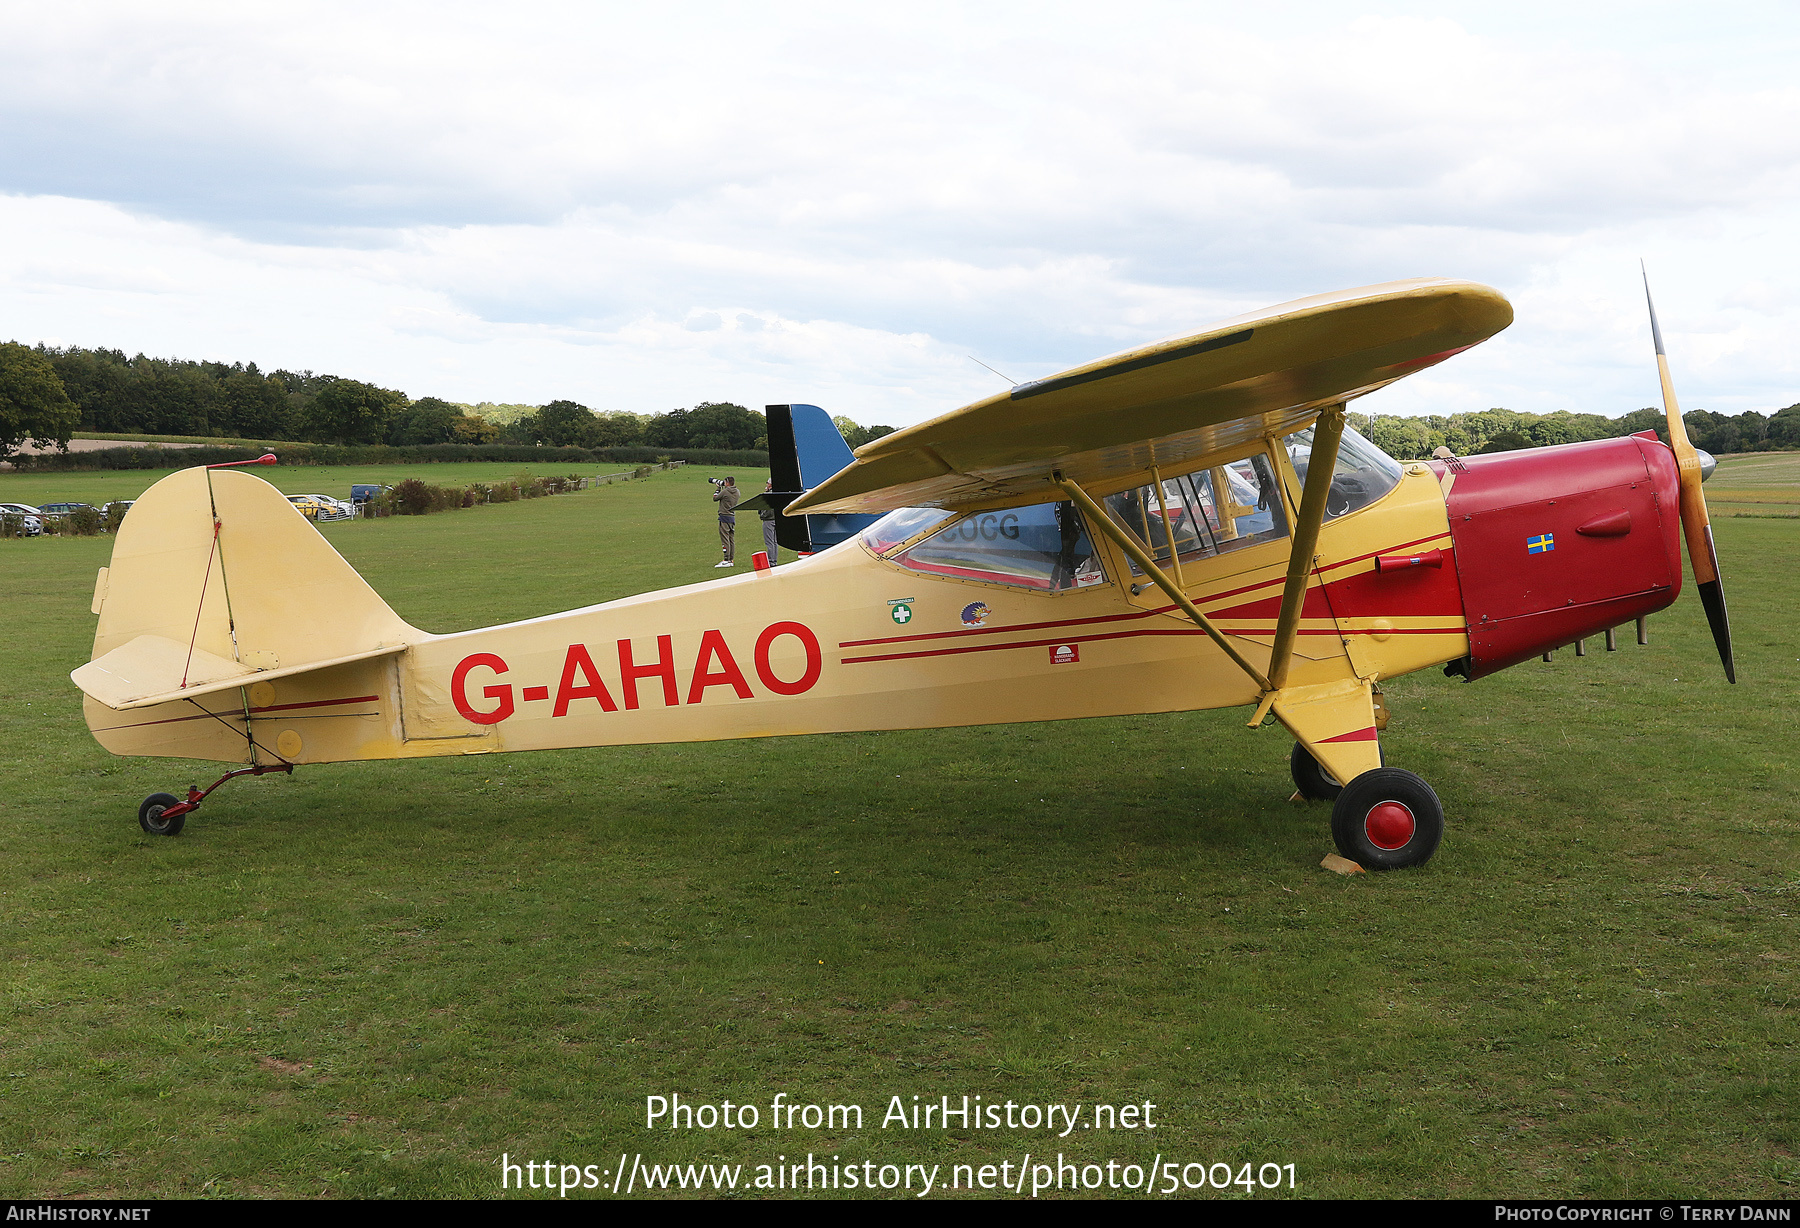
[{"x1": 1, "y1": 2, "x2": 1798, "y2": 424}]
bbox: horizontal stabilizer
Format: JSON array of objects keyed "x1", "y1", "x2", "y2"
[{"x1": 75, "y1": 634, "x2": 406, "y2": 711}]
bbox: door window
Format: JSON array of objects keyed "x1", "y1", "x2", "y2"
[
  {"x1": 885, "y1": 502, "x2": 1107, "y2": 591},
  {"x1": 1102, "y1": 455, "x2": 1289, "y2": 575}
]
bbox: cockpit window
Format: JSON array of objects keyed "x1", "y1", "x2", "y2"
[
  {"x1": 860, "y1": 506, "x2": 956, "y2": 555},
  {"x1": 1101, "y1": 454, "x2": 1290, "y2": 576},
  {"x1": 885, "y1": 502, "x2": 1106, "y2": 591},
  {"x1": 1283, "y1": 423, "x2": 1403, "y2": 521}
]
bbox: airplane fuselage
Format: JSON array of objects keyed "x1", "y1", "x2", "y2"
[{"x1": 84, "y1": 432, "x2": 1683, "y2": 772}]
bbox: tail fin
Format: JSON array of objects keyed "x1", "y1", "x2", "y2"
[
  {"x1": 76, "y1": 467, "x2": 416, "y2": 712},
  {"x1": 763, "y1": 404, "x2": 881, "y2": 552}
]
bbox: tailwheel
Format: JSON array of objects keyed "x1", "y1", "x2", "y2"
[
  {"x1": 1329, "y1": 768, "x2": 1443, "y2": 870},
  {"x1": 138, "y1": 793, "x2": 186, "y2": 837}
]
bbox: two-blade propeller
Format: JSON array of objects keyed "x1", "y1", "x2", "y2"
[{"x1": 1642, "y1": 265, "x2": 1736, "y2": 683}]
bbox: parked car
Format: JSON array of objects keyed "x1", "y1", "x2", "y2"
[
  {"x1": 36, "y1": 501, "x2": 92, "y2": 519},
  {"x1": 350, "y1": 484, "x2": 391, "y2": 504},
  {"x1": 0, "y1": 502, "x2": 45, "y2": 536},
  {"x1": 285, "y1": 494, "x2": 356, "y2": 522}
]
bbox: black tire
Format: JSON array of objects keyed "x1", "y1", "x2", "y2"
[
  {"x1": 1290, "y1": 742, "x2": 1344, "y2": 800},
  {"x1": 1329, "y1": 768, "x2": 1443, "y2": 870},
  {"x1": 1290, "y1": 742, "x2": 1383, "y2": 801},
  {"x1": 138, "y1": 792, "x2": 186, "y2": 837}
]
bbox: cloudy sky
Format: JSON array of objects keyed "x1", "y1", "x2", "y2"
[{"x1": 2, "y1": 1, "x2": 1797, "y2": 428}]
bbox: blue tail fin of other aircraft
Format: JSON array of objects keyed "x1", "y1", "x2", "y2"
[
  {"x1": 789, "y1": 404, "x2": 858, "y2": 489},
  {"x1": 764, "y1": 404, "x2": 880, "y2": 553}
]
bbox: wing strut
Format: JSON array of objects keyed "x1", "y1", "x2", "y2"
[
  {"x1": 1054, "y1": 473, "x2": 1273, "y2": 693},
  {"x1": 1266, "y1": 403, "x2": 1347, "y2": 693}
]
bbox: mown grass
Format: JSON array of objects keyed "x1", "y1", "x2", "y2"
[
  {"x1": 1708, "y1": 452, "x2": 1800, "y2": 490},
  {"x1": 0, "y1": 462, "x2": 757, "y2": 517},
  {"x1": 1679, "y1": 455, "x2": 1800, "y2": 517},
  {"x1": 0, "y1": 471, "x2": 1793, "y2": 1199}
]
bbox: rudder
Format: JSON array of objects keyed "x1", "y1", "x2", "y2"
[{"x1": 78, "y1": 467, "x2": 417, "y2": 714}]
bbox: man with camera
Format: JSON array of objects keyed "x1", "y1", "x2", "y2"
[{"x1": 710, "y1": 476, "x2": 740, "y2": 567}]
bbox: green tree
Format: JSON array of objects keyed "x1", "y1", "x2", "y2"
[
  {"x1": 0, "y1": 342, "x2": 79, "y2": 459},
  {"x1": 831, "y1": 416, "x2": 898, "y2": 449},
  {"x1": 1610, "y1": 407, "x2": 1668, "y2": 441},
  {"x1": 218, "y1": 365, "x2": 295, "y2": 438},
  {"x1": 1769, "y1": 403, "x2": 1800, "y2": 448},
  {"x1": 497, "y1": 412, "x2": 540, "y2": 445},
  {"x1": 534, "y1": 400, "x2": 603, "y2": 448},
  {"x1": 1361, "y1": 416, "x2": 1433, "y2": 460},
  {"x1": 301, "y1": 378, "x2": 408, "y2": 444},
  {"x1": 643, "y1": 407, "x2": 694, "y2": 449},
  {"x1": 591, "y1": 412, "x2": 646, "y2": 447},
  {"x1": 42, "y1": 346, "x2": 131, "y2": 431},
  {"x1": 1476, "y1": 429, "x2": 1534, "y2": 454},
  {"x1": 1526, "y1": 413, "x2": 1587, "y2": 447},
  {"x1": 387, "y1": 396, "x2": 465, "y2": 445},
  {"x1": 683, "y1": 401, "x2": 763, "y2": 450},
  {"x1": 451, "y1": 413, "x2": 500, "y2": 444},
  {"x1": 1726, "y1": 410, "x2": 1770, "y2": 450}
]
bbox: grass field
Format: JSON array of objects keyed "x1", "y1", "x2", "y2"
[
  {"x1": 1, "y1": 466, "x2": 1795, "y2": 1200},
  {"x1": 0, "y1": 461, "x2": 700, "y2": 512},
  {"x1": 1703, "y1": 452, "x2": 1800, "y2": 517}
]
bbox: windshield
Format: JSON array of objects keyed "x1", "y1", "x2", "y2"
[
  {"x1": 859, "y1": 506, "x2": 956, "y2": 555},
  {"x1": 1283, "y1": 423, "x2": 1403, "y2": 521}
]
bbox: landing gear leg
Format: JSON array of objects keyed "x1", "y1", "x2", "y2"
[
  {"x1": 1290, "y1": 742, "x2": 1343, "y2": 800},
  {"x1": 133, "y1": 762, "x2": 294, "y2": 836},
  {"x1": 1269, "y1": 678, "x2": 1435, "y2": 866}
]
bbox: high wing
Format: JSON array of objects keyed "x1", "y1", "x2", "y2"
[{"x1": 787, "y1": 278, "x2": 1513, "y2": 517}]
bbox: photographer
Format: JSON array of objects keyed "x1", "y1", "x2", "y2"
[
  {"x1": 710, "y1": 476, "x2": 740, "y2": 567},
  {"x1": 760, "y1": 479, "x2": 780, "y2": 565}
]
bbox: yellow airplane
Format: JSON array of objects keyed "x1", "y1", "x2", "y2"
[{"x1": 72, "y1": 277, "x2": 1732, "y2": 868}]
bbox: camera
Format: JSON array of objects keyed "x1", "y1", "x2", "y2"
[{"x1": 709, "y1": 477, "x2": 727, "y2": 487}]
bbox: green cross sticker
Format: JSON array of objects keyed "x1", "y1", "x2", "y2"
[{"x1": 890, "y1": 603, "x2": 913, "y2": 624}]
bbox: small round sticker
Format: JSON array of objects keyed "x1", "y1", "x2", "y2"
[{"x1": 890, "y1": 603, "x2": 914, "y2": 624}]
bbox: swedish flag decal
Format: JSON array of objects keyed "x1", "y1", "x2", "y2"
[{"x1": 1527, "y1": 533, "x2": 1555, "y2": 554}]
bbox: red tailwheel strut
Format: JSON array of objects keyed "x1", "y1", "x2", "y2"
[{"x1": 138, "y1": 762, "x2": 293, "y2": 836}]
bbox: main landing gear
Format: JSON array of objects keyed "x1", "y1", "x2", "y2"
[
  {"x1": 1291, "y1": 744, "x2": 1444, "y2": 870},
  {"x1": 136, "y1": 762, "x2": 294, "y2": 836}
]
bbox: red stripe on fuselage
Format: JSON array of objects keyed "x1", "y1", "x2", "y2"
[
  {"x1": 839, "y1": 603, "x2": 1162, "y2": 648},
  {"x1": 92, "y1": 694, "x2": 381, "y2": 732},
  {"x1": 842, "y1": 626, "x2": 1210, "y2": 664},
  {"x1": 843, "y1": 531, "x2": 1461, "y2": 654}
]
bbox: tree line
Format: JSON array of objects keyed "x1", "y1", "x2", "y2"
[
  {"x1": 9, "y1": 338, "x2": 1798, "y2": 464},
  {"x1": 0, "y1": 342, "x2": 897, "y2": 458},
  {"x1": 1350, "y1": 404, "x2": 1800, "y2": 459}
]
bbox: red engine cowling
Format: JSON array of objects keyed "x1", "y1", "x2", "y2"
[{"x1": 1434, "y1": 433, "x2": 1684, "y2": 680}]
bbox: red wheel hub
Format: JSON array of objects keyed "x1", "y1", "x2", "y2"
[{"x1": 1365, "y1": 801, "x2": 1416, "y2": 850}]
